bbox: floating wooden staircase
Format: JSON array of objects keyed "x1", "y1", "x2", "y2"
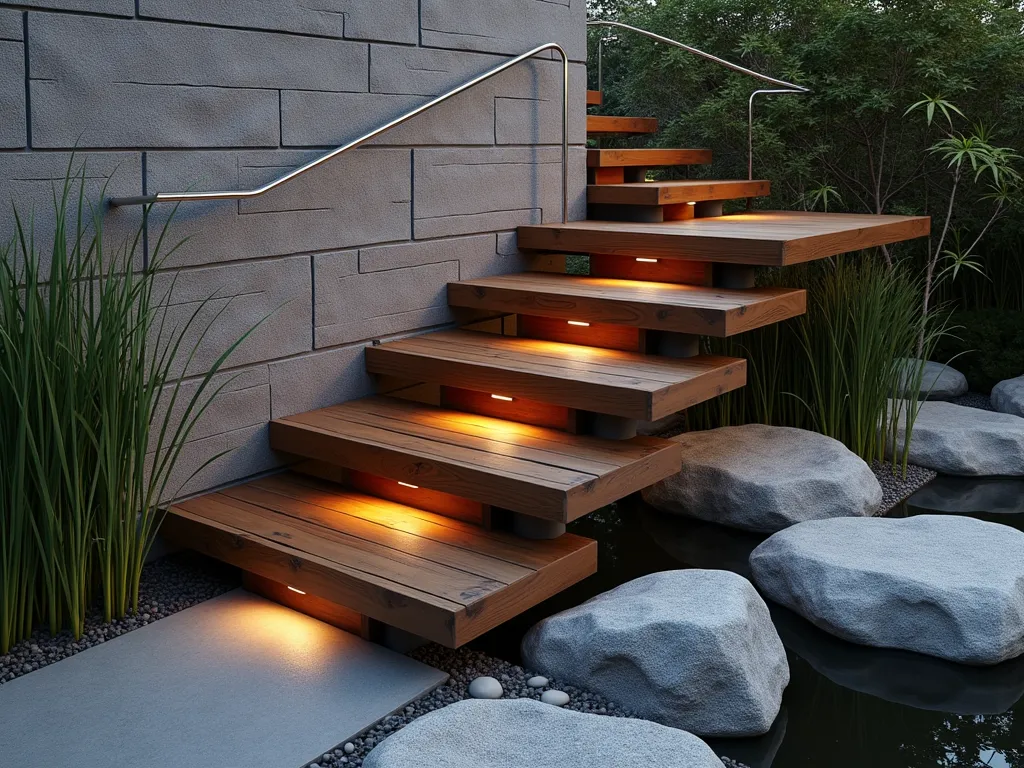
[{"x1": 162, "y1": 86, "x2": 930, "y2": 649}]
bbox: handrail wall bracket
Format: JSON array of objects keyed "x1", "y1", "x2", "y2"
[
  {"x1": 587, "y1": 20, "x2": 809, "y2": 180},
  {"x1": 110, "y1": 43, "x2": 571, "y2": 224}
]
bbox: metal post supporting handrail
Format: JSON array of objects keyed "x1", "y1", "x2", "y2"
[
  {"x1": 109, "y1": 43, "x2": 571, "y2": 223},
  {"x1": 587, "y1": 20, "x2": 809, "y2": 179}
]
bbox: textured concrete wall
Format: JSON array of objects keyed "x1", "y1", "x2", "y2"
[{"x1": 0, "y1": 0, "x2": 587, "y2": 497}]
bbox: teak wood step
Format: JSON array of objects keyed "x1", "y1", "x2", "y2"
[
  {"x1": 586, "y1": 115, "x2": 658, "y2": 136},
  {"x1": 448, "y1": 272, "x2": 806, "y2": 337},
  {"x1": 364, "y1": 329, "x2": 746, "y2": 421},
  {"x1": 163, "y1": 472, "x2": 597, "y2": 648},
  {"x1": 586, "y1": 90, "x2": 603, "y2": 106},
  {"x1": 518, "y1": 211, "x2": 932, "y2": 266},
  {"x1": 588, "y1": 179, "x2": 771, "y2": 207},
  {"x1": 270, "y1": 396, "x2": 681, "y2": 523},
  {"x1": 588, "y1": 148, "x2": 712, "y2": 168}
]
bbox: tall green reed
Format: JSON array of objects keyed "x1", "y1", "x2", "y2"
[
  {"x1": 0, "y1": 163, "x2": 261, "y2": 652},
  {"x1": 687, "y1": 256, "x2": 945, "y2": 476}
]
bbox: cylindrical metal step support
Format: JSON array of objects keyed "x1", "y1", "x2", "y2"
[
  {"x1": 714, "y1": 264, "x2": 758, "y2": 290},
  {"x1": 511, "y1": 513, "x2": 567, "y2": 540}
]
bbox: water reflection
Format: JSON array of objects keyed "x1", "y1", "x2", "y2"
[
  {"x1": 908, "y1": 475, "x2": 1024, "y2": 517},
  {"x1": 770, "y1": 603, "x2": 1024, "y2": 715}
]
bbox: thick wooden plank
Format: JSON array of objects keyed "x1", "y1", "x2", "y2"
[
  {"x1": 271, "y1": 395, "x2": 682, "y2": 521},
  {"x1": 346, "y1": 469, "x2": 486, "y2": 525},
  {"x1": 588, "y1": 148, "x2": 712, "y2": 167},
  {"x1": 591, "y1": 167, "x2": 625, "y2": 185},
  {"x1": 165, "y1": 473, "x2": 598, "y2": 647},
  {"x1": 586, "y1": 115, "x2": 658, "y2": 136},
  {"x1": 365, "y1": 330, "x2": 746, "y2": 420},
  {"x1": 450, "y1": 272, "x2": 807, "y2": 337},
  {"x1": 588, "y1": 179, "x2": 771, "y2": 206},
  {"x1": 586, "y1": 89, "x2": 603, "y2": 106},
  {"x1": 518, "y1": 211, "x2": 932, "y2": 266},
  {"x1": 160, "y1": 509, "x2": 462, "y2": 646}
]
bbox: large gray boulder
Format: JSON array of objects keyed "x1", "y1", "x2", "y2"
[
  {"x1": 993, "y1": 375, "x2": 1024, "y2": 418},
  {"x1": 750, "y1": 515, "x2": 1024, "y2": 665},
  {"x1": 896, "y1": 358, "x2": 969, "y2": 400},
  {"x1": 641, "y1": 425, "x2": 882, "y2": 533},
  {"x1": 888, "y1": 400, "x2": 1024, "y2": 476},
  {"x1": 521, "y1": 570, "x2": 789, "y2": 737},
  {"x1": 363, "y1": 699, "x2": 724, "y2": 768}
]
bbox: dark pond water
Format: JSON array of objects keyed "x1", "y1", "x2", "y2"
[{"x1": 471, "y1": 476, "x2": 1024, "y2": 767}]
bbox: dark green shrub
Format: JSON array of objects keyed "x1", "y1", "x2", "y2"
[{"x1": 934, "y1": 309, "x2": 1024, "y2": 393}]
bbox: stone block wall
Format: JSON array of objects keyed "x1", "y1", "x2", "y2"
[{"x1": 0, "y1": 0, "x2": 588, "y2": 497}]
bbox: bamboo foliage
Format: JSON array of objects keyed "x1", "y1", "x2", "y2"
[
  {"x1": 687, "y1": 256, "x2": 946, "y2": 475},
  {"x1": 0, "y1": 163, "x2": 264, "y2": 653}
]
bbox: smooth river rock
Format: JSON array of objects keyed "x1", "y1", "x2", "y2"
[
  {"x1": 888, "y1": 400, "x2": 1024, "y2": 476},
  {"x1": 750, "y1": 515, "x2": 1024, "y2": 665},
  {"x1": 363, "y1": 699, "x2": 725, "y2": 768},
  {"x1": 468, "y1": 676, "x2": 503, "y2": 699},
  {"x1": 642, "y1": 425, "x2": 882, "y2": 533},
  {"x1": 521, "y1": 570, "x2": 789, "y2": 737},
  {"x1": 993, "y1": 375, "x2": 1024, "y2": 418},
  {"x1": 896, "y1": 358, "x2": 969, "y2": 400}
]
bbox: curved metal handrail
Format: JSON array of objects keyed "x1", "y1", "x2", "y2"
[
  {"x1": 586, "y1": 20, "x2": 809, "y2": 179},
  {"x1": 110, "y1": 43, "x2": 570, "y2": 223}
]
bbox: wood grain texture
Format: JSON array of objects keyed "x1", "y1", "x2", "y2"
[
  {"x1": 449, "y1": 272, "x2": 806, "y2": 337},
  {"x1": 588, "y1": 148, "x2": 712, "y2": 167},
  {"x1": 588, "y1": 179, "x2": 771, "y2": 206},
  {"x1": 364, "y1": 330, "x2": 747, "y2": 420},
  {"x1": 586, "y1": 90, "x2": 603, "y2": 106},
  {"x1": 586, "y1": 115, "x2": 658, "y2": 136},
  {"x1": 518, "y1": 211, "x2": 932, "y2": 266},
  {"x1": 270, "y1": 395, "x2": 682, "y2": 521},
  {"x1": 591, "y1": 167, "x2": 626, "y2": 185},
  {"x1": 164, "y1": 473, "x2": 597, "y2": 647}
]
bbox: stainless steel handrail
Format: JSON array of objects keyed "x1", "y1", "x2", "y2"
[
  {"x1": 587, "y1": 20, "x2": 809, "y2": 179},
  {"x1": 110, "y1": 43, "x2": 570, "y2": 222}
]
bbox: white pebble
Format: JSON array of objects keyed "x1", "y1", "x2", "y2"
[
  {"x1": 468, "y1": 675, "x2": 503, "y2": 699},
  {"x1": 526, "y1": 676, "x2": 549, "y2": 688},
  {"x1": 343, "y1": 742, "x2": 355, "y2": 755},
  {"x1": 541, "y1": 689, "x2": 570, "y2": 707}
]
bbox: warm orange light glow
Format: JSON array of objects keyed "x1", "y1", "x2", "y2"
[
  {"x1": 490, "y1": 394, "x2": 514, "y2": 402},
  {"x1": 687, "y1": 201, "x2": 697, "y2": 206},
  {"x1": 287, "y1": 586, "x2": 306, "y2": 595},
  {"x1": 398, "y1": 481, "x2": 419, "y2": 489},
  {"x1": 567, "y1": 320, "x2": 590, "y2": 327},
  {"x1": 635, "y1": 257, "x2": 659, "y2": 263}
]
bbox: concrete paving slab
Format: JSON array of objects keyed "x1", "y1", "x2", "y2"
[{"x1": 0, "y1": 589, "x2": 447, "y2": 768}]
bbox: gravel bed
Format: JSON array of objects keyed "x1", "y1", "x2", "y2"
[
  {"x1": 871, "y1": 461, "x2": 937, "y2": 514},
  {"x1": 304, "y1": 645, "x2": 751, "y2": 768},
  {"x1": 949, "y1": 392, "x2": 995, "y2": 411},
  {"x1": 0, "y1": 551, "x2": 238, "y2": 686}
]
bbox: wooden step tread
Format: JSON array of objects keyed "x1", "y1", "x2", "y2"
[
  {"x1": 518, "y1": 211, "x2": 932, "y2": 266},
  {"x1": 586, "y1": 115, "x2": 658, "y2": 136},
  {"x1": 163, "y1": 472, "x2": 597, "y2": 648},
  {"x1": 588, "y1": 179, "x2": 771, "y2": 206},
  {"x1": 587, "y1": 90, "x2": 602, "y2": 106},
  {"x1": 448, "y1": 272, "x2": 806, "y2": 337},
  {"x1": 588, "y1": 148, "x2": 712, "y2": 168},
  {"x1": 271, "y1": 396, "x2": 682, "y2": 523},
  {"x1": 365, "y1": 330, "x2": 746, "y2": 421}
]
